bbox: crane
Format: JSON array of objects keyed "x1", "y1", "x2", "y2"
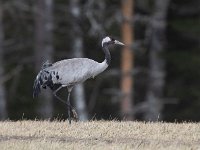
[{"x1": 33, "y1": 36, "x2": 124, "y2": 124}]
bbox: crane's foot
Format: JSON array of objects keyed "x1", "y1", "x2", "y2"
[{"x1": 72, "y1": 108, "x2": 78, "y2": 122}]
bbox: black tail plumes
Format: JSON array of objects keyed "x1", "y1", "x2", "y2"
[
  {"x1": 33, "y1": 79, "x2": 39, "y2": 98},
  {"x1": 33, "y1": 61, "x2": 54, "y2": 98}
]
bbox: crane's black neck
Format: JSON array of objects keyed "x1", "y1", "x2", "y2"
[{"x1": 102, "y1": 44, "x2": 111, "y2": 65}]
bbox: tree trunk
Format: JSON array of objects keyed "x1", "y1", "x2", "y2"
[
  {"x1": 0, "y1": 4, "x2": 7, "y2": 120},
  {"x1": 34, "y1": 0, "x2": 54, "y2": 118},
  {"x1": 120, "y1": 0, "x2": 134, "y2": 120},
  {"x1": 70, "y1": 0, "x2": 88, "y2": 121},
  {"x1": 144, "y1": 0, "x2": 170, "y2": 121}
]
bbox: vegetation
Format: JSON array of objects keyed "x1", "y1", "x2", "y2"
[{"x1": 0, "y1": 121, "x2": 199, "y2": 149}]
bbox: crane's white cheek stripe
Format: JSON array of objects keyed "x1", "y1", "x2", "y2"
[{"x1": 102, "y1": 37, "x2": 111, "y2": 46}]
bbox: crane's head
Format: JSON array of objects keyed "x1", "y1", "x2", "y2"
[{"x1": 102, "y1": 36, "x2": 124, "y2": 47}]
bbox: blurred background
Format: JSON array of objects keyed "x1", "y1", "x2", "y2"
[{"x1": 0, "y1": 0, "x2": 199, "y2": 122}]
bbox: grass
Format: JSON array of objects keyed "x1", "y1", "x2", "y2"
[{"x1": 0, "y1": 120, "x2": 199, "y2": 150}]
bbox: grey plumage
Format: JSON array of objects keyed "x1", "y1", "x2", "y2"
[
  {"x1": 33, "y1": 58, "x2": 107, "y2": 97},
  {"x1": 33, "y1": 36, "x2": 124, "y2": 123}
]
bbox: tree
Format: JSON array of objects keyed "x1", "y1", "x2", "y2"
[
  {"x1": 144, "y1": 0, "x2": 170, "y2": 121},
  {"x1": 120, "y1": 0, "x2": 134, "y2": 120},
  {"x1": 34, "y1": 0, "x2": 54, "y2": 118},
  {"x1": 0, "y1": 3, "x2": 7, "y2": 120},
  {"x1": 69, "y1": 0, "x2": 88, "y2": 121}
]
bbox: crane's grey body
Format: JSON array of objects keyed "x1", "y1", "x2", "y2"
[
  {"x1": 49, "y1": 58, "x2": 108, "y2": 86},
  {"x1": 33, "y1": 36, "x2": 124, "y2": 124}
]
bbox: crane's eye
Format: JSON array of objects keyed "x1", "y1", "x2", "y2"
[{"x1": 110, "y1": 37, "x2": 115, "y2": 41}]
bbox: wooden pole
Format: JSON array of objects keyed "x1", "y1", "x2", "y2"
[{"x1": 121, "y1": 0, "x2": 134, "y2": 120}]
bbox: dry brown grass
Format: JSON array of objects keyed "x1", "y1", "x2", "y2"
[{"x1": 0, "y1": 120, "x2": 199, "y2": 150}]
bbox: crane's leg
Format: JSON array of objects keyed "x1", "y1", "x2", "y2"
[
  {"x1": 53, "y1": 86, "x2": 78, "y2": 121},
  {"x1": 67, "y1": 90, "x2": 72, "y2": 124}
]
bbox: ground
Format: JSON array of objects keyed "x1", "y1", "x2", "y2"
[{"x1": 0, "y1": 120, "x2": 199, "y2": 150}]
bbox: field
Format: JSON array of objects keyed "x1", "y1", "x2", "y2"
[{"x1": 0, "y1": 120, "x2": 199, "y2": 150}]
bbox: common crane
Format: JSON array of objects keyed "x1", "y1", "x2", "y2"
[{"x1": 33, "y1": 36, "x2": 124, "y2": 124}]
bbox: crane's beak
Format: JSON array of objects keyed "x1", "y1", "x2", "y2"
[{"x1": 114, "y1": 40, "x2": 125, "y2": 46}]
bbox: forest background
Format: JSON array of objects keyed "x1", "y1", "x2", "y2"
[{"x1": 0, "y1": 0, "x2": 199, "y2": 122}]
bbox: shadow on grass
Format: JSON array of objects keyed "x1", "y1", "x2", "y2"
[{"x1": 0, "y1": 135, "x2": 198, "y2": 148}]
